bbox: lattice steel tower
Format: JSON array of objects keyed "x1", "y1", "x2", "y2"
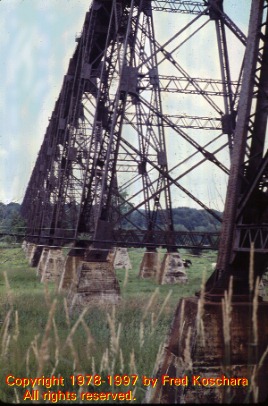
[
  {"x1": 206, "y1": 0, "x2": 268, "y2": 299},
  {"x1": 143, "y1": 2, "x2": 268, "y2": 403},
  {"x1": 21, "y1": 0, "x2": 248, "y2": 285}
]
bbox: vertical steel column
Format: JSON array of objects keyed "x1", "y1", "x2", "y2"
[{"x1": 206, "y1": 0, "x2": 267, "y2": 295}]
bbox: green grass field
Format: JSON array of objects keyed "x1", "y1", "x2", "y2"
[{"x1": 0, "y1": 244, "x2": 217, "y2": 403}]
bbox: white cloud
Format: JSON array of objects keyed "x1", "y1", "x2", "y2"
[{"x1": 0, "y1": 147, "x2": 8, "y2": 157}]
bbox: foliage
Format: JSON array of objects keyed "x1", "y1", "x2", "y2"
[
  {"x1": 0, "y1": 204, "x2": 26, "y2": 244},
  {"x1": 0, "y1": 246, "x2": 217, "y2": 403},
  {"x1": 118, "y1": 206, "x2": 222, "y2": 231},
  {"x1": 1, "y1": 203, "x2": 221, "y2": 242},
  {"x1": 0, "y1": 203, "x2": 26, "y2": 233}
]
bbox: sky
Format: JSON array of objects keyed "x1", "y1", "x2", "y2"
[
  {"x1": 0, "y1": 0, "x2": 251, "y2": 208},
  {"x1": 0, "y1": 0, "x2": 90, "y2": 203}
]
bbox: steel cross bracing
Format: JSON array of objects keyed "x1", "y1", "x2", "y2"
[
  {"x1": 205, "y1": 0, "x2": 268, "y2": 298},
  {"x1": 21, "y1": 0, "x2": 248, "y2": 252},
  {"x1": 23, "y1": 7, "x2": 103, "y2": 244},
  {"x1": 0, "y1": 228, "x2": 220, "y2": 250},
  {"x1": 151, "y1": 1, "x2": 206, "y2": 14},
  {"x1": 140, "y1": 75, "x2": 239, "y2": 96}
]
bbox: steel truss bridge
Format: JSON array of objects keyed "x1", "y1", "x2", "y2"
[{"x1": 20, "y1": 0, "x2": 268, "y2": 296}]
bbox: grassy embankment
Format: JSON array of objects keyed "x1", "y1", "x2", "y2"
[{"x1": 0, "y1": 244, "x2": 216, "y2": 403}]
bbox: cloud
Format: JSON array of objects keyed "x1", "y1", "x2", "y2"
[
  {"x1": 0, "y1": 0, "x2": 90, "y2": 203},
  {"x1": 0, "y1": 147, "x2": 8, "y2": 157}
]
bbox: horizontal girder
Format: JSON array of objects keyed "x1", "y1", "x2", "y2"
[
  {"x1": 0, "y1": 229, "x2": 220, "y2": 250},
  {"x1": 140, "y1": 75, "x2": 240, "y2": 96},
  {"x1": 151, "y1": 0, "x2": 207, "y2": 14},
  {"x1": 125, "y1": 112, "x2": 222, "y2": 130},
  {"x1": 234, "y1": 225, "x2": 268, "y2": 253}
]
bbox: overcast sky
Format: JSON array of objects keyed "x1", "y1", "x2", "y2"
[
  {"x1": 0, "y1": 0, "x2": 90, "y2": 203},
  {"x1": 0, "y1": 0, "x2": 251, "y2": 207}
]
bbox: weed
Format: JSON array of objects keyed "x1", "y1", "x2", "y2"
[{"x1": 5, "y1": 246, "x2": 264, "y2": 403}]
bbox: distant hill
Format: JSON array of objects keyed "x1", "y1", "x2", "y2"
[
  {"x1": 121, "y1": 206, "x2": 222, "y2": 232},
  {"x1": 172, "y1": 207, "x2": 221, "y2": 232},
  {"x1": 0, "y1": 203, "x2": 221, "y2": 233}
]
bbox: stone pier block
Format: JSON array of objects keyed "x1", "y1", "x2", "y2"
[
  {"x1": 159, "y1": 252, "x2": 188, "y2": 284},
  {"x1": 25, "y1": 243, "x2": 36, "y2": 262},
  {"x1": 69, "y1": 261, "x2": 120, "y2": 311},
  {"x1": 36, "y1": 246, "x2": 50, "y2": 277},
  {"x1": 144, "y1": 297, "x2": 268, "y2": 404},
  {"x1": 29, "y1": 245, "x2": 43, "y2": 267},
  {"x1": 40, "y1": 248, "x2": 65, "y2": 283},
  {"x1": 107, "y1": 247, "x2": 116, "y2": 264},
  {"x1": 139, "y1": 250, "x2": 159, "y2": 279},
  {"x1": 27, "y1": 244, "x2": 37, "y2": 266},
  {"x1": 21, "y1": 240, "x2": 27, "y2": 252},
  {"x1": 59, "y1": 254, "x2": 84, "y2": 290},
  {"x1": 113, "y1": 247, "x2": 132, "y2": 270}
]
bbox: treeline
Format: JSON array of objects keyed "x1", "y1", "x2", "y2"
[
  {"x1": 172, "y1": 207, "x2": 221, "y2": 232},
  {"x1": 0, "y1": 203, "x2": 221, "y2": 233},
  {"x1": 122, "y1": 207, "x2": 222, "y2": 232},
  {"x1": 0, "y1": 202, "x2": 25, "y2": 233}
]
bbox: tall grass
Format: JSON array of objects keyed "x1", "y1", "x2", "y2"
[
  {"x1": 144, "y1": 245, "x2": 268, "y2": 404},
  {"x1": 0, "y1": 246, "x2": 216, "y2": 403},
  {"x1": 2, "y1": 246, "x2": 267, "y2": 403}
]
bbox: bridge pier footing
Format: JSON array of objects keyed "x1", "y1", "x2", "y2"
[
  {"x1": 24, "y1": 243, "x2": 43, "y2": 267},
  {"x1": 68, "y1": 260, "x2": 120, "y2": 312},
  {"x1": 39, "y1": 247, "x2": 65, "y2": 283},
  {"x1": 25, "y1": 243, "x2": 36, "y2": 263},
  {"x1": 59, "y1": 251, "x2": 84, "y2": 290},
  {"x1": 113, "y1": 247, "x2": 132, "y2": 270},
  {"x1": 21, "y1": 240, "x2": 27, "y2": 252},
  {"x1": 66, "y1": 248, "x2": 120, "y2": 312},
  {"x1": 159, "y1": 252, "x2": 188, "y2": 284},
  {"x1": 30, "y1": 245, "x2": 43, "y2": 267},
  {"x1": 36, "y1": 246, "x2": 49, "y2": 277},
  {"x1": 139, "y1": 249, "x2": 159, "y2": 279},
  {"x1": 144, "y1": 297, "x2": 268, "y2": 404}
]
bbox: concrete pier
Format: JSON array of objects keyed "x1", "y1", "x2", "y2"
[
  {"x1": 159, "y1": 252, "x2": 188, "y2": 284},
  {"x1": 107, "y1": 247, "x2": 116, "y2": 264},
  {"x1": 36, "y1": 246, "x2": 50, "y2": 277},
  {"x1": 59, "y1": 252, "x2": 84, "y2": 290},
  {"x1": 139, "y1": 249, "x2": 159, "y2": 279},
  {"x1": 21, "y1": 240, "x2": 27, "y2": 252},
  {"x1": 25, "y1": 243, "x2": 36, "y2": 263},
  {"x1": 40, "y1": 247, "x2": 65, "y2": 283},
  {"x1": 144, "y1": 297, "x2": 268, "y2": 404},
  {"x1": 29, "y1": 245, "x2": 43, "y2": 267},
  {"x1": 113, "y1": 247, "x2": 132, "y2": 270},
  {"x1": 68, "y1": 259, "x2": 120, "y2": 312}
]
